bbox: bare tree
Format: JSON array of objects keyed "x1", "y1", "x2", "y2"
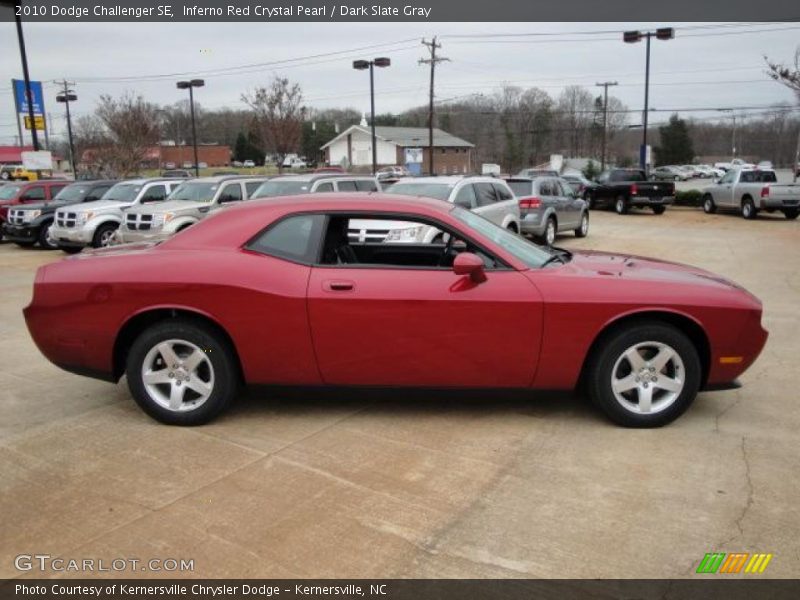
[
  {"x1": 242, "y1": 77, "x2": 306, "y2": 170},
  {"x1": 765, "y1": 47, "x2": 800, "y2": 101}
]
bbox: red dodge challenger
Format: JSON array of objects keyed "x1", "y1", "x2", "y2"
[{"x1": 24, "y1": 193, "x2": 768, "y2": 427}]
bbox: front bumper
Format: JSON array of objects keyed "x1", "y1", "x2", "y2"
[
  {"x1": 117, "y1": 229, "x2": 171, "y2": 244},
  {"x1": 49, "y1": 224, "x2": 93, "y2": 247},
  {"x1": 2, "y1": 222, "x2": 38, "y2": 243}
]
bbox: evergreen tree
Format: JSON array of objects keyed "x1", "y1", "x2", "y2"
[{"x1": 654, "y1": 114, "x2": 695, "y2": 165}]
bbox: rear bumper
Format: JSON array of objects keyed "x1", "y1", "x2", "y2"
[
  {"x1": 760, "y1": 198, "x2": 799, "y2": 209},
  {"x1": 520, "y1": 212, "x2": 547, "y2": 235},
  {"x1": 630, "y1": 196, "x2": 675, "y2": 206}
]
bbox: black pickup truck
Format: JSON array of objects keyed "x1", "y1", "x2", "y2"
[
  {"x1": 2, "y1": 180, "x2": 114, "y2": 249},
  {"x1": 585, "y1": 169, "x2": 675, "y2": 215}
]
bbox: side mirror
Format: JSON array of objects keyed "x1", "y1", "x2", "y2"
[{"x1": 453, "y1": 252, "x2": 487, "y2": 283}]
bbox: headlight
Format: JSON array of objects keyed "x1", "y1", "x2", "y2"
[
  {"x1": 384, "y1": 225, "x2": 424, "y2": 242},
  {"x1": 22, "y1": 210, "x2": 41, "y2": 222},
  {"x1": 76, "y1": 211, "x2": 93, "y2": 225},
  {"x1": 152, "y1": 213, "x2": 174, "y2": 227}
]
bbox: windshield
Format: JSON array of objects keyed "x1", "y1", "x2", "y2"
[
  {"x1": 103, "y1": 183, "x2": 141, "y2": 202},
  {"x1": 53, "y1": 184, "x2": 92, "y2": 202},
  {"x1": 0, "y1": 184, "x2": 23, "y2": 200},
  {"x1": 451, "y1": 206, "x2": 553, "y2": 268},
  {"x1": 169, "y1": 182, "x2": 219, "y2": 202},
  {"x1": 252, "y1": 180, "x2": 311, "y2": 198},
  {"x1": 384, "y1": 182, "x2": 452, "y2": 201}
]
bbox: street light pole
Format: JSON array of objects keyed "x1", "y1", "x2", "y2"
[
  {"x1": 12, "y1": 1, "x2": 40, "y2": 153},
  {"x1": 176, "y1": 79, "x2": 204, "y2": 176},
  {"x1": 595, "y1": 81, "x2": 618, "y2": 171},
  {"x1": 624, "y1": 27, "x2": 674, "y2": 172},
  {"x1": 353, "y1": 58, "x2": 390, "y2": 175}
]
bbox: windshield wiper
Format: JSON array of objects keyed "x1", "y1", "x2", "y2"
[{"x1": 541, "y1": 246, "x2": 572, "y2": 268}]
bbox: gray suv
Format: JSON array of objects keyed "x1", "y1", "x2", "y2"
[
  {"x1": 251, "y1": 173, "x2": 380, "y2": 198},
  {"x1": 118, "y1": 175, "x2": 268, "y2": 243},
  {"x1": 505, "y1": 177, "x2": 589, "y2": 245}
]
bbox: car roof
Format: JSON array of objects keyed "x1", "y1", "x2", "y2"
[
  {"x1": 391, "y1": 175, "x2": 503, "y2": 185},
  {"x1": 271, "y1": 173, "x2": 376, "y2": 182},
  {"x1": 112, "y1": 177, "x2": 179, "y2": 185},
  {"x1": 178, "y1": 175, "x2": 268, "y2": 184}
]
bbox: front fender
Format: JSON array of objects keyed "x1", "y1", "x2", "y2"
[{"x1": 165, "y1": 216, "x2": 199, "y2": 233}]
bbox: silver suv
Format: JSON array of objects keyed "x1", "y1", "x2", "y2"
[
  {"x1": 250, "y1": 173, "x2": 380, "y2": 198},
  {"x1": 505, "y1": 176, "x2": 589, "y2": 245},
  {"x1": 50, "y1": 178, "x2": 181, "y2": 253},
  {"x1": 117, "y1": 175, "x2": 268, "y2": 243}
]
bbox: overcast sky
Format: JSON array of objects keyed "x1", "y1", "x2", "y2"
[{"x1": 1, "y1": 21, "x2": 798, "y2": 146}]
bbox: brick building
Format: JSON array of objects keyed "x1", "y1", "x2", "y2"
[{"x1": 321, "y1": 125, "x2": 474, "y2": 175}]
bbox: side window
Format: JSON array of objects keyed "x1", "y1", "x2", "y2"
[
  {"x1": 22, "y1": 186, "x2": 46, "y2": 201},
  {"x1": 315, "y1": 182, "x2": 335, "y2": 192},
  {"x1": 719, "y1": 171, "x2": 735, "y2": 184},
  {"x1": 245, "y1": 181, "x2": 261, "y2": 197},
  {"x1": 335, "y1": 180, "x2": 358, "y2": 192},
  {"x1": 50, "y1": 185, "x2": 67, "y2": 198},
  {"x1": 474, "y1": 182, "x2": 497, "y2": 207},
  {"x1": 355, "y1": 179, "x2": 378, "y2": 192},
  {"x1": 220, "y1": 183, "x2": 243, "y2": 202},
  {"x1": 492, "y1": 183, "x2": 513, "y2": 201},
  {"x1": 739, "y1": 171, "x2": 754, "y2": 183},
  {"x1": 539, "y1": 181, "x2": 552, "y2": 196},
  {"x1": 247, "y1": 214, "x2": 324, "y2": 263},
  {"x1": 141, "y1": 185, "x2": 166, "y2": 202},
  {"x1": 453, "y1": 185, "x2": 477, "y2": 209}
]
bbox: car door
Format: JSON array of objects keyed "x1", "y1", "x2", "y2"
[
  {"x1": 20, "y1": 185, "x2": 46, "y2": 204},
  {"x1": 218, "y1": 182, "x2": 243, "y2": 205},
  {"x1": 714, "y1": 170, "x2": 737, "y2": 207},
  {"x1": 554, "y1": 179, "x2": 580, "y2": 228},
  {"x1": 306, "y1": 213, "x2": 543, "y2": 387}
]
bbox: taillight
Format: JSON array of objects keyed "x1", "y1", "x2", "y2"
[
  {"x1": 519, "y1": 197, "x2": 542, "y2": 210},
  {"x1": 630, "y1": 183, "x2": 638, "y2": 195},
  {"x1": 760, "y1": 186, "x2": 769, "y2": 198}
]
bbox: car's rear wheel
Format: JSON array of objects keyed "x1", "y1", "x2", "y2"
[
  {"x1": 652, "y1": 205, "x2": 666, "y2": 215},
  {"x1": 37, "y1": 221, "x2": 57, "y2": 249},
  {"x1": 126, "y1": 319, "x2": 239, "y2": 425},
  {"x1": 615, "y1": 195, "x2": 629, "y2": 215},
  {"x1": 574, "y1": 212, "x2": 589, "y2": 237},
  {"x1": 702, "y1": 194, "x2": 716, "y2": 214},
  {"x1": 92, "y1": 223, "x2": 118, "y2": 248},
  {"x1": 59, "y1": 245, "x2": 82, "y2": 254},
  {"x1": 782, "y1": 208, "x2": 799, "y2": 220},
  {"x1": 741, "y1": 197, "x2": 757, "y2": 220},
  {"x1": 586, "y1": 322, "x2": 701, "y2": 427},
  {"x1": 538, "y1": 217, "x2": 556, "y2": 246}
]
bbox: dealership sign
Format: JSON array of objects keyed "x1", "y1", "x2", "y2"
[
  {"x1": 22, "y1": 151, "x2": 53, "y2": 171},
  {"x1": 13, "y1": 79, "x2": 45, "y2": 115}
]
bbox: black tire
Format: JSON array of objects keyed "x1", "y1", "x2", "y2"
[
  {"x1": 585, "y1": 193, "x2": 595, "y2": 210},
  {"x1": 782, "y1": 208, "x2": 799, "y2": 220},
  {"x1": 574, "y1": 212, "x2": 589, "y2": 238},
  {"x1": 741, "y1": 197, "x2": 757, "y2": 220},
  {"x1": 537, "y1": 216, "x2": 557, "y2": 246},
  {"x1": 586, "y1": 322, "x2": 701, "y2": 428},
  {"x1": 615, "y1": 195, "x2": 629, "y2": 215},
  {"x1": 92, "y1": 222, "x2": 118, "y2": 248},
  {"x1": 14, "y1": 240, "x2": 36, "y2": 248},
  {"x1": 126, "y1": 319, "x2": 239, "y2": 425},
  {"x1": 37, "y1": 221, "x2": 57, "y2": 249},
  {"x1": 652, "y1": 205, "x2": 666, "y2": 215},
  {"x1": 506, "y1": 223, "x2": 518, "y2": 234},
  {"x1": 702, "y1": 194, "x2": 716, "y2": 214},
  {"x1": 59, "y1": 245, "x2": 83, "y2": 254}
]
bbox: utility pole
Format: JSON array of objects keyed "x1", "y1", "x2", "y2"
[
  {"x1": 419, "y1": 37, "x2": 448, "y2": 175},
  {"x1": 13, "y1": 2, "x2": 40, "y2": 152},
  {"x1": 595, "y1": 81, "x2": 618, "y2": 171},
  {"x1": 55, "y1": 80, "x2": 77, "y2": 176}
]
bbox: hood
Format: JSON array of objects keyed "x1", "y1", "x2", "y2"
[
  {"x1": 59, "y1": 199, "x2": 133, "y2": 213},
  {"x1": 566, "y1": 250, "x2": 747, "y2": 292},
  {"x1": 125, "y1": 199, "x2": 207, "y2": 215}
]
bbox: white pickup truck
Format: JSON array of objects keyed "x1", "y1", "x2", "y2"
[{"x1": 701, "y1": 168, "x2": 799, "y2": 220}]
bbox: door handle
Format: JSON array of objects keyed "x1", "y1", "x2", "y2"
[{"x1": 323, "y1": 280, "x2": 355, "y2": 292}]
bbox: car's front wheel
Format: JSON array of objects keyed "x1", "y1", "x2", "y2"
[
  {"x1": 586, "y1": 322, "x2": 701, "y2": 427},
  {"x1": 702, "y1": 194, "x2": 716, "y2": 214},
  {"x1": 126, "y1": 319, "x2": 239, "y2": 425},
  {"x1": 92, "y1": 223, "x2": 118, "y2": 248},
  {"x1": 38, "y1": 221, "x2": 58, "y2": 249}
]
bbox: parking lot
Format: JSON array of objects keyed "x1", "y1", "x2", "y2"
[{"x1": 1, "y1": 205, "x2": 798, "y2": 579}]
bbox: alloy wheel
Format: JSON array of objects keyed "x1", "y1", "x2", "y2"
[
  {"x1": 141, "y1": 339, "x2": 215, "y2": 412},
  {"x1": 546, "y1": 220, "x2": 556, "y2": 245},
  {"x1": 610, "y1": 341, "x2": 685, "y2": 415}
]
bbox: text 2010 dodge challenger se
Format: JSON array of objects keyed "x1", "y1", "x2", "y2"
[{"x1": 24, "y1": 193, "x2": 768, "y2": 427}]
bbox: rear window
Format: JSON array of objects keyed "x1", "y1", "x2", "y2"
[
  {"x1": 507, "y1": 181, "x2": 532, "y2": 197},
  {"x1": 611, "y1": 170, "x2": 645, "y2": 182}
]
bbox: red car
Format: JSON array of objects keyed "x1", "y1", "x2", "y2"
[
  {"x1": 0, "y1": 180, "x2": 68, "y2": 242},
  {"x1": 24, "y1": 194, "x2": 768, "y2": 427}
]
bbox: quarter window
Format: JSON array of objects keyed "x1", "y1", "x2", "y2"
[
  {"x1": 474, "y1": 182, "x2": 497, "y2": 207},
  {"x1": 245, "y1": 182, "x2": 262, "y2": 197},
  {"x1": 492, "y1": 183, "x2": 513, "y2": 201},
  {"x1": 247, "y1": 214, "x2": 324, "y2": 263},
  {"x1": 453, "y1": 184, "x2": 477, "y2": 209},
  {"x1": 355, "y1": 180, "x2": 378, "y2": 192},
  {"x1": 315, "y1": 182, "x2": 334, "y2": 192},
  {"x1": 336, "y1": 180, "x2": 358, "y2": 192}
]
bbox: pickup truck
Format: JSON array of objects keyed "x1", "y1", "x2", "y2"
[
  {"x1": 2, "y1": 180, "x2": 115, "y2": 249},
  {"x1": 585, "y1": 169, "x2": 675, "y2": 215},
  {"x1": 701, "y1": 168, "x2": 799, "y2": 220},
  {"x1": 50, "y1": 178, "x2": 181, "y2": 253},
  {"x1": 117, "y1": 175, "x2": 267, "y2": 244}
]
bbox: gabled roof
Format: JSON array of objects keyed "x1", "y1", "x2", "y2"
[{"x1": 320, "y1": 125, "x2": 474, "y2": 150}]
